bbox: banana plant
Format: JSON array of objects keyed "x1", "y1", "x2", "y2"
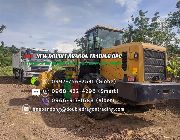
[{"x1": 167, "y1": 58, "x2": 180, "y2": 80}]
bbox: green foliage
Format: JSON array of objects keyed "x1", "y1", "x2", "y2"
[
  {"x1": 0, "y1": 25, "x2": 19, "y2": 68},
  {"x1": 0, "y1": 66, "x2": 12, "y2": 76},
  {"x1": 123, "y1": 10, "x2": 180, "y2": 56},
  {"x1": 74, "y1": 37, "x2": 87, "y2": 54},
  {"x1": 72, "y1": 48, "x2": 83, "y2": 54},
  {"x1": 0, "y1": 24, "x2": 6, "y2": 33},
  {"x1": 167, "y1": 57, "x2": 180, "y2": 78},
  {"x1": 0, "y1": 42, "x2": 19, "y2": 67},
  {"x1": 168, "y1": 10, "x2": 180, "y2": 28}
]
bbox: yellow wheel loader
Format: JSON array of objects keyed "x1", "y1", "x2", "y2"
[{"x1": 36, "y1": 25, "x2": 180, "y2": 120}]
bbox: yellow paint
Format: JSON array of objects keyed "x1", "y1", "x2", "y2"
[
  {"x1": 132, "y1": 67, "x2": 138, "y2": 75},
  {"x1": 100, "y1": 42, "x2": 166, "y2": 82}
]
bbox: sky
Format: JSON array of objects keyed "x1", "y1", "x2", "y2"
[{"x1": 0, "y1": 0, "x2": 178, "y2": 53}]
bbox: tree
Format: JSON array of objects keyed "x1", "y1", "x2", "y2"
[
  {"x1": 167, "y1": 1, "x2": 180, "y2": 35},
  {"x1": 167, "y1": 10, "x2": 180, "y2": 29},
  {"x1": 167, "y1": 57, "x2": 180, "y2": 80},
  {"x1": 0, "y1": 24, "x2": 6, "y2": 33},
  {"x1": 166, "y1": 2, "x2": 180, "y2": 79},
  {"x1": 177, "y1": 1, "x2": 180, "y2": 8},
  {"x1": 123, "y1": 10, "x2": 150, "y2": 43},
  {"x1": 1, "y1": 41, "x2": 4, "y2": 47},
  {"x1": 72, "y1": 48, "x2": 83, "y2": 54},
  {"x1": 123, "y1": 10, "x2": 180, "y2": 56},
  {"x1": 74, "y1": 37, "x2": 87, "y2": 54},
  {"x1": 10, "y1": 45, "x2": 19, "y2": 53},
  {"x1": 54, "y1": 49, "x2": 58, "y2": 53}
]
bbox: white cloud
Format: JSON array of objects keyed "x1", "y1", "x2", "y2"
[
  {"x1": 115, "y1": 0, "x2": 141, "y2": 16},
  {"x1": 53, "y1": 42, "x2": 80, "y2": 53},
  {"x1": 115, "y1": 0, "x2": 126, "y2": 6},
  {"x1": 62, "y1": 17, "x2": 71, "y2": 23},
  {"x1": 45, "y1": 1, "x2": 61, "y2": 18},
  {"x1": 44, "y1": 1, "x2": 71, "y2": 24}
]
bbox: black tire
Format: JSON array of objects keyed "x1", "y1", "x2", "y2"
[
  {"x1": 14, "y1": 71, "x2": 19, "y2": 79},
  {"x1": 79, "y1": 74, "x2": 111, "y2": 120},
  {"x1": 19, "y1": 70, "x2": 26, "y2": 83},
  {"x1": 22, "y1": 77, "x2": 29, "y2": 84},
  {"x1": 14, "y1": 69, "x2": 19, "y2": 79}
]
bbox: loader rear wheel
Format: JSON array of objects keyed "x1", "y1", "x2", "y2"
[{"x1": 80, "y1": 74, "x2": 111, "y2": 120}]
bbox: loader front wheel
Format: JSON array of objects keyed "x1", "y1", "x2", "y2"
[
  {"x1": 80, "y1": 74, "x2": 111, "y2": 120},
  {"x1": 52, "y1": 70, "x2": 66, "y2": 98}
]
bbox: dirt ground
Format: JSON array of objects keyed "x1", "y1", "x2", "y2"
[{"x1": 0, "y1": 76, "x2": 180, "y2": 140}]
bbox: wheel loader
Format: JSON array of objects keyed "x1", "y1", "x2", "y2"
[{"x1": 35, "y1": 25, "x2": 180, "y2": 119}]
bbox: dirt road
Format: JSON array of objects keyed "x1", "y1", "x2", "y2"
[{"x1": 0, "y1": 76, "x2": 180, "y2": 140}]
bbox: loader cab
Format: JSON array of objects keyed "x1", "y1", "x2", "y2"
[
  {"x1": 85, "y1": 25, "x2": 124, "y2": 54},
  {"x1": 78, "y1": 25, "x2": 124, "y2": 78}
]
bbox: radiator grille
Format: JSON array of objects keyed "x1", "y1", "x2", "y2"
[
  {"x1": 31, "y1": 66, "x2": 49, "y2": 72},
  {"x1": 144, "y1": 49, "x2": 166, "y2": 81}
]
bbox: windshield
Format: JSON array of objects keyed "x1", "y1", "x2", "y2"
[
  {"x1": 98, "y1": 29, "x2": 123, "y2": 48},
  {"x1": 26, "y1": 50, "x2": 50, "y2": 55}
]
